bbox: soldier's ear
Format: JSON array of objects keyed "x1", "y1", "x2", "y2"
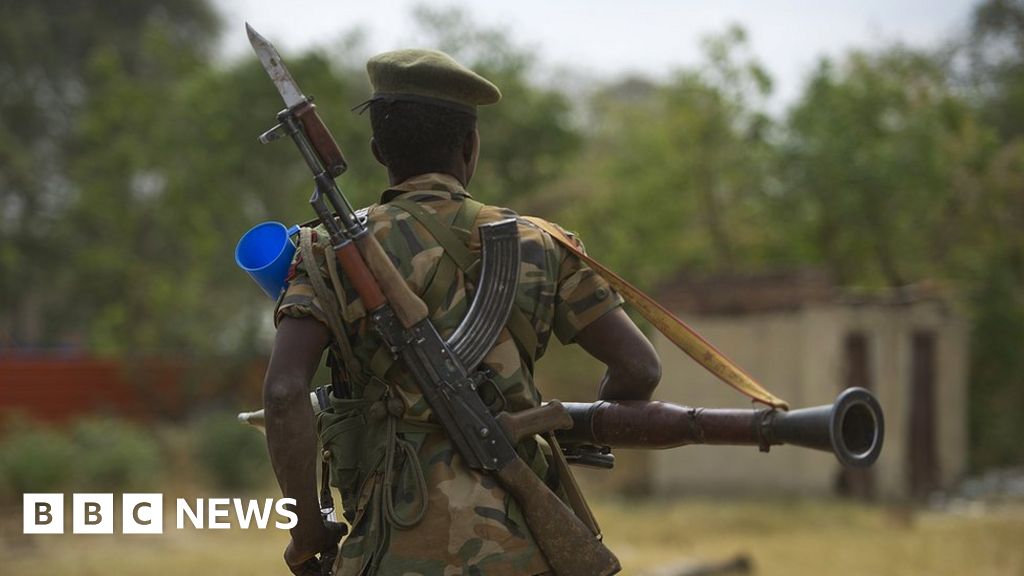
[
  {"x1": 371, "y1": 137, "x2": 388, "y2": 167},
  {"x1": 463, "y1": 128, "x2": 480, "y2": 181}
]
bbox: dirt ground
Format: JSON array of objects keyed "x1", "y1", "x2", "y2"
[{"x1": 1, "y1": 497, "x2": 1022, "y2": 575}]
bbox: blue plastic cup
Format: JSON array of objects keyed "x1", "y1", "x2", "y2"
[{"x1": 235, "y1": 222, "x2": 301, "y2": 300}]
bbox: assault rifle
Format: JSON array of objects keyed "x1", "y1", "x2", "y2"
[{"x1": 246, "y1": 25, "x2": 619, "y2": 576}]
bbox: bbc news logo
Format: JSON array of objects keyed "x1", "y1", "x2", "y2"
[{"x1": 23, "y1": 493, "x2": 298, "y2": 534}]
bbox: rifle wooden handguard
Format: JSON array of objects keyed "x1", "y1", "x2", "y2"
[
  {"x1": 294, "y1": 101, "x2": 348, "y2": 177},
  {"x1": 333, "y1": 241, "x2": 386, "y2": 311}
]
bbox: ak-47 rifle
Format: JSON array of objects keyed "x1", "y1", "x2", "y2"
[{"x1": 246, "y1": 25, "x2": 620, "y2": 576}]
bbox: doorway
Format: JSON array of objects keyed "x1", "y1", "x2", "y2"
[
  {"x1": 908, "y1": 330, "x2": 940, "y2": 499},
  {"x1": 837, "y1": 331, "x2": 876, "y2": 499}
]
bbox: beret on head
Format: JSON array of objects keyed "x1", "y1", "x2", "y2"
[{"x1": 364, "y1": 49, "x2": 501, "y2": 115}]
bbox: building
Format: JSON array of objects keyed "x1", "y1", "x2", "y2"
[{"x1": 642, "y1": 270, "x2": 968, "y2": 501}]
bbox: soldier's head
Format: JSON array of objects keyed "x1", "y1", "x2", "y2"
[{"x1": 360, "y1": 49, "x2": 501, "y2": 186}]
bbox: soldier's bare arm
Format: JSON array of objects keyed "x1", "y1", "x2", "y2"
[
  {"x1": 575, "y1": 307, "x2": 661, "y2": 401},
  {"x1": 263, "y1": 315, "x2": 335, "y2": 569}
]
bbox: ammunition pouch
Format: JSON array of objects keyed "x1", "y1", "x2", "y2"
[{"x1": 317, "y1": 395, "x2": 374, "y2": 519}]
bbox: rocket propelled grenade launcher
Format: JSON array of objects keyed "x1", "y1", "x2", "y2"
[
  {"x1": 247, "y1": 24, "x2": 620, "y2": 576},
  {"x1": 558, "y1": 387, "x2": 885, "y2": 469}
]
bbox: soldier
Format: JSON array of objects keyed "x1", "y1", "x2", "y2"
[{"x1": 262, "y1": 49, "x2": 661, "y2": 576}]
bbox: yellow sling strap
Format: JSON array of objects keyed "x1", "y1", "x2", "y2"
[{"x1": 524, "y1": 217, "x2": 789, "y2": 410}]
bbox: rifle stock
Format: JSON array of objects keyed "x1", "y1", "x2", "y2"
[{"x1": 497, "y1": 458, "x2": 619, "y2": 576}]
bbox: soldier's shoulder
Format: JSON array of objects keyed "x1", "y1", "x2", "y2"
[
  {"x1": 475, "y1": 203, "x2": 519, "y2": 223},
  {"x1": 475, "y1": 205, "x2": 549, "y2": 244}
]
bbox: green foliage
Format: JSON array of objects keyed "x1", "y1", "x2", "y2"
[
  {"x1": 0, "y1": 417, "x2": 162, "y2": 498},
  {"x1": 560, "y1": 26, "x2": 780, "y2": 288},
  {"x1": 193, "y1": 413, "x2": 271, "y2": 491},
  {"x1": 0, "y1": 418, "x2": 75, "y2": 499},
  {"x1": 781, "y1": 48, "x2": 989, "y2": 287},
  {"x1": 71, "y1": 418, "x2": 162, "y2": 491},
  {"x1": 970, "y1": 0, "x2": 1024, "y2": 139},
  {"x1": 0, "y1": 0, "x2": 220, "y2": 349},
  {"x1": 969, "y1": 259, "x2": 1024, "y2": 469}
]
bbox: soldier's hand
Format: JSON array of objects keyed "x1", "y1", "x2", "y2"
[
  {"x1": 285, "y1": 555, "x2": 322, "y2": 576},
  {"x1": 284, "y1": 538, "x2": 322, "y2": 576},
  {"x1": 284, "y1": 526, "x2": 343, "y2": 576}
]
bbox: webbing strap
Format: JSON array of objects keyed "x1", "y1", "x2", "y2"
[
  {"x1": 299, "y1": 228, "x2": 359, "y2": 385},
  {"x1": 368, "y1": 346, "x2": 393, "y2": 382},
  {"x1": 421, "y1": 198, "x2": 481, "y2": 316},
  {"x1": 506, "y1": 305, "x2": 538, "y2": 372},
  {"x1": 390, "y1": 198, "x2": 480, "y2": 273},
  {"x1": 523, "y1": 217, "x2": 790, "y2": 410}
]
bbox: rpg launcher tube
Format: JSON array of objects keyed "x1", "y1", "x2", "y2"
[{"x1": 558, "y1": 387, "x2": 884, "y2": 468}]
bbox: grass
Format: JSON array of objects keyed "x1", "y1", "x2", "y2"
[{"x1": 1, "y1": 497, "x2": 1022, "y2": 575}]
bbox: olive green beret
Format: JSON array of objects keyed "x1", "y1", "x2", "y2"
[{"x1": 362, "y1": 49, "x2": 501, "y2": 115}]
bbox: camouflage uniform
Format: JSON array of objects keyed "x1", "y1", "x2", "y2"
[{"x1": 276, "y1": 172, "x2": 622, "y2": 576}]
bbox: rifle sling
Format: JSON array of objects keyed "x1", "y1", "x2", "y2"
[
  {"x1": 523, "y1": 217, "x2": 790, "y2": 410},
  {"x1": 298, "y1": 227, "x2": 360, "y2": 387}
]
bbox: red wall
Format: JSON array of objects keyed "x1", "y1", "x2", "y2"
[{"x1": 0, "y1": 356, "x2": 264, "y2": 424}]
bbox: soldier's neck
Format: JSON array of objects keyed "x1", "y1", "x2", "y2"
[{"x1": 389, "y1": 165, "x2": 468, "y2": 188}]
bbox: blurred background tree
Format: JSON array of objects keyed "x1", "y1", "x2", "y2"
[
  {"x1": 560, "y1": 26, "x2": 779, "y2": 288},
  {"x1": 0, "y1": 0, "x2": 218, "y2": 350},
  {"x1": 779, "y1": 48, "x2": 989, "y2": 288},
  {"x1": 962, "y1": 0, "x2": 1024, "y2": 469},
  {"x1": 0, "y1": 0, "x2": 1021, "y2": 471}
]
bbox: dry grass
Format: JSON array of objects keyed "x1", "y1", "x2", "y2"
[
  {"x1": 596, "y1": 498, "x2": 1024, "y2": 576},
  {"x1": 1, "y1": 497, "x2": 1022, "y2": 575}
]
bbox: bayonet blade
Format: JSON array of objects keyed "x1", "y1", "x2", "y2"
[{"x1": 246, "y1": 23, "x2": 305, "y2": 109}]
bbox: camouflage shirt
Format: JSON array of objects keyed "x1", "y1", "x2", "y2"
[{"x1": 276, "y1": 173, "x2": 622, "y2": 576}]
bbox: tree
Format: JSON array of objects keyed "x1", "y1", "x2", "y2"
[
  {"x1": 969, "y1": 0, "x2": 1024, "y2": 139},
  {"x1": 0, "y1": 0, "x2": 220, "y2": 348},
  {"x1": 961, "y1": 0, "x2": 1024, "y2": 468},
  {"x1": 559, "y1": 26, "x2": 779, "y2": 288},
  {"x1": 780, "y1": 47, "x2": 990, "y2": 287}
]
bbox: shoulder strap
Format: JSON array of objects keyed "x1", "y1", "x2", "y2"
[
  {"x1": 389, "y1": 198, "x2": 481, "y2": 273},
  {"x1": 522, "y1": 216, "x2": 789, "y2": 409},
  {"x1": 298, "y1": 227, "x2": 360, "y2": 387}
]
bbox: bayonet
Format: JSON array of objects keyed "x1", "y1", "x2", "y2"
[
  {"x1": 247, "y1": 23, "x2": 349, "y2": 177},
  {"x1": 246, "y1": 23, "x2": 305, "y2": 109}
]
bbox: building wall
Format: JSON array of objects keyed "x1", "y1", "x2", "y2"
[
  {"x1": 648, "y1": 299, "x2": 967, "y2": 500},
  {"x1": 650, "y1": 308, "x2": 836, "y2": 497}
]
